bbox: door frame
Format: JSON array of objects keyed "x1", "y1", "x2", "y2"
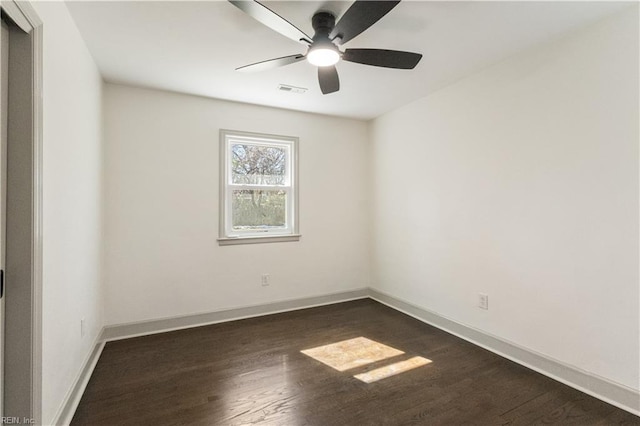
[{"x1": 0, "y1": 1, "x2": 42, "y2": 424}]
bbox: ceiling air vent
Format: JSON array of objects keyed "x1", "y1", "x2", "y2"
[{"x1": 277, "y1": 84, "x2": 307, "y2": 94}]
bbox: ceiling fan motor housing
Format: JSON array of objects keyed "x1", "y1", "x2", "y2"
[{"x1": 312, "y1": 12, "x2": 337, "y2": 42}]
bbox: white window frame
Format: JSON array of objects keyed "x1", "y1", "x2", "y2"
[{"x1": 218, "y1": 129, "x2": 300, "y2": 245}]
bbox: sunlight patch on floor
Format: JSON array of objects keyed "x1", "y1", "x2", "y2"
[
  {"x1": 301, "y1": 337, "x2": 433, "y2": 383},
  {"x1": 301, "y1": 337, "x2": 404, "y2": 371},
  {"x1": 354, "y1": 356, "x2": 432, "y2": 383}
]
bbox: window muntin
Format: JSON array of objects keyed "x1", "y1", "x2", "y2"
[{"x1": 220, "y1": 130, "x2": 298, "y2": 242}]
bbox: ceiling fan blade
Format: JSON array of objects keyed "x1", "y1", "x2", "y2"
[
  {"x1": 229, "y1": 0, "x2": 312, "y2": 45},
  {"x1": 330, "y1": 1, "x2": 400, "y2": 45},
  {"x1": 318, "y1": 66, "x2": 340, "y2": 94},
  {"x1": 236, "y1": 54, "x2": 305, "y2": 72},
  {"x1": 343, "y1": 49, "x2": 422, "y2": 69}
]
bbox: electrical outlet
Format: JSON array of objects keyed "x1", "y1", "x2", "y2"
[
  {"x1": 478, "y1": 294, "x2": 489, "y2": 310},
  {"x1": 261, "y1": 274, "x2": 270, "y2": 286},
  {"x1": 80, "y1": 318, "x2": 86, "y2": 337}
]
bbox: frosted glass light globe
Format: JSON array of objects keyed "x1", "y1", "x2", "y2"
[{"x1": 307, "y1": 48, "x2": 340, "y2": 67}]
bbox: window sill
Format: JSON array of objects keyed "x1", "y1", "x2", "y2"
[{"x1": 217, "y1": 234, "x2": 301, "y2": 246}]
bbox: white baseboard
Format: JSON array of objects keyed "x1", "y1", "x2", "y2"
[
  {"x1": 53, "y1": 288, "x2": 639, "y2": 423},
  {"x1": 369, "y1": 288, "x2": 640, "y2": 417},
  {"x1": 50, "y1": 331, "x2": 106, "y2": 426},
  {"x1": 102, "y1": 288, "x2": 370, "y2": 341}
]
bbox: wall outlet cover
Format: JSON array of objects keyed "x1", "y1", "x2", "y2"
[{"x1": 479, "y1": 294, "x2": 489, "y2": 310}]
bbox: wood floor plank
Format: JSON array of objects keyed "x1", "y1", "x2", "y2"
[{"x1": 71, "y1": 300, "x2": 639, "y2": 425}]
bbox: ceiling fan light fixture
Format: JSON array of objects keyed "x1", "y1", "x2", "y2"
[
  {"x1": 307, "y1": 47, "x2": 340, "y2": 67},
  {"x1": 229, "y1": 0, "x2": 422, "y2": 94}
]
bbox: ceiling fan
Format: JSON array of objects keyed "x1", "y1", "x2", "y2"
[{"x1": 229, "y1": 0, "x2": 423, "y2": 95}]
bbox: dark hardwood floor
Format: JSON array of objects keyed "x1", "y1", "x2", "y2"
[{"x1": 71, "y1": 299, "x2": 639, "y2": 425}]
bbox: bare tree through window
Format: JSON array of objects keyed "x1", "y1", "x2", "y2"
[{"x1": 231, "y1": 144, "x2": 287, "y2": 229}]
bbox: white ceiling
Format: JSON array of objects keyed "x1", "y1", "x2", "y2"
[{"x1": 66, "y1": 1, "x2": 629, "y2": 120}]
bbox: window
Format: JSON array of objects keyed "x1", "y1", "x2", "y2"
[{"x1": 218, "y1": 130, "x2": 299, "y2": 245}]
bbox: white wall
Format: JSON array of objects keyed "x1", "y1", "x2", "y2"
[
  {"x1": 30, "y1": 2, "x2": 104, "y2": 424},
  {"x1": 103, "y1": 84, "x2": 369, "y2": 325},
  {"x1": 370, "y1": 6, "x2": 638, "y2": 391}
]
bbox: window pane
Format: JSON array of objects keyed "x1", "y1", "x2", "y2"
[
  {"x1": 232, "y1": 190, "x2": 287, "y2": 230},
  {"x1": 231, "y1": 144, "x2": 286, "y2": 185}
]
